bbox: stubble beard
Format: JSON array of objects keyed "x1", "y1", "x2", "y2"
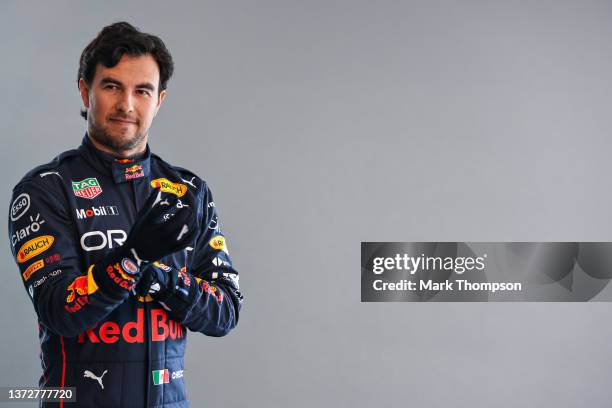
[{"x1": 88, "y1": 119, "x2": 147, "y2": 154}]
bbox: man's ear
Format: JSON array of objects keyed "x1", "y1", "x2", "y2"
[
  {"x1": 155, "y1": 90, "x2": 167, "y2": 115},
  {"x1": 78, "y1": 78, "x2": 90, "y2": 109}
]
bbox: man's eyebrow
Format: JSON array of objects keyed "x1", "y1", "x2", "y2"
[
  {"x1": 100, "y1": 77, "x2": 123, "y2": 86},
  {"x1": 99, "y1": 77, "x2": 156, "y2": 91},
  {"x1": 135, "y1": 82, "x2": 156, "y2": 91}
]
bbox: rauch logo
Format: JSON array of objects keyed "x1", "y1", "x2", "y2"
[
  {"x1": 17, "y1": 235, "x2": 54, "y2": 263},
  {"x1": 150, "y1": 178, "x2": 187, "y2": 197}
]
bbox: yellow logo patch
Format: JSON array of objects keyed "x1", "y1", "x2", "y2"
[
  {"x1": 209, "y1": 236, "x2": 228, "y2": 254},
  {"x1": 17, "y1": 235, "x2": 54, "y2": 264},
  {"x1": 150, "y1": 178, "x2": 187, "y2": 197},
  {"x1": 22, "y1": 259, "x2": 45, "y2": 281}
]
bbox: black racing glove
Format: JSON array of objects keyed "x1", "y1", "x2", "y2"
[
  {"x1": 135, "y1": 262, "x2": 200, "y2": 313},
  {"x1": 93, "y1": 190, "x2": 198, "y2": 297},
  {"x1": 124, "y1": 190, "x2": 199, "y2": 264}
]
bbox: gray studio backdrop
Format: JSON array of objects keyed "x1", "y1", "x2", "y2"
[{"x1": 2, "y1": 1, "x2": 612, "y2": 407}]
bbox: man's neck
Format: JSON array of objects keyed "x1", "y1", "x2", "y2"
[{"x1": 87, "y1": 134, "x2": 147, "y2": 159}]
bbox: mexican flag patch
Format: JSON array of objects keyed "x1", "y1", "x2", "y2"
[{"x1": 152, "y1": 369, "x2": 169, "y2": 385}]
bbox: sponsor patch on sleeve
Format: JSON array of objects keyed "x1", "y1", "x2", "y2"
[
  {"x1": 150, "y1": 178, "x2": 187, "y2": 197},
  {"x1": 22, "y1": 259, "x2": 45, "y2": 281},
  {"x1": 208, "y1": 235, "x2": 228, "y2": 254},
  {"x1": 17, "y1": 235, "x2": 54, "y2": 263}
]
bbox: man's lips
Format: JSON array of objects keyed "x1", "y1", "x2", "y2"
[{"x1": 109, "y1": 117, "x2": 138, "y2": 125}]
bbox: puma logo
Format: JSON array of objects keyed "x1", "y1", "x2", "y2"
[
  {"x1": 181, "y1": 176, "x2": 196, "y2": 188},
  {"x1": 84, "y1": 369, "x2": 108, "y2": 390},
  {"x1": 39, "y1": 171, "x2": 63, "y2": 179}
]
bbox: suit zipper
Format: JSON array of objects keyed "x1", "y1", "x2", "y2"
[{"x1": 132, "y1": 179, "x2": 152, "y2": 406}]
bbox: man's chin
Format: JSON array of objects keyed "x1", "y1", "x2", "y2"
[{"x1": 90, "y1": 129, "x2": 145, "y2": 153}]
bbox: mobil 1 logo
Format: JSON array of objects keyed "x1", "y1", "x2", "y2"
[{"x1": 76, "y1": 206, "x2": 119, "y2": 220}]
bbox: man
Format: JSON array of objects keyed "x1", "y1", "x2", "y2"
[{"x1": 8, "y1": 22, "x2": 243, "y2": 407}]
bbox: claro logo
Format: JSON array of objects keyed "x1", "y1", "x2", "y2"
[
  {"x1": 77, "y1": 308, "x2": 184, "y2": 344},
  {"x1": 11, "y1": 213, "x2": 46, "y2": 247},
  {"x1": 80, "y1": 230, "x2": 127, "y2": 251}
]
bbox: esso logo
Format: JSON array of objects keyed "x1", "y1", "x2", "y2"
[
  {"x1": 80, "y1": 230, "x2": 127, "y2": 251},
  {"x1": 11, "y1": 193, "x2": 30, "y2": 221}
]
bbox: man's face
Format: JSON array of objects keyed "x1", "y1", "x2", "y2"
[{"x1": 79, "y1": 53, "x2": 166, "y2": 155}]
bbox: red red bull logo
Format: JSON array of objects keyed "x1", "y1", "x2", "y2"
[
  {"x1": 124, "y1": 164, "x2": 144, "y2": 180},
  {"x1": 77, "y1": 308, "x2": 184, "y2": 344},
  {"x1": 124, "y1": 165, "x2": 141, "y2": 173},
  {"x1": 66, "y1": 275, "x2": 89, "y2": 303},
  {"x1": 178, "y1": 266, "x2": 191, "y2": 286},
  {"x1": 65, "y1": 275, "x2": 93, "y2": 313},
  {"x1": 106, "y1": 263, "x2": 136, "y2": 291},
  {"x1": 200, "y1": 280, "x2": 224, "y2": 303},
  {"x1": 64, "y1": 267, "x2": 100, "y2": 313}
]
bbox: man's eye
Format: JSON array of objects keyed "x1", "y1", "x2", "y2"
[
  {"x1": 137, "y1": 90, "x2": 152, "y2": 96},
  {"x1": 104, "y1": 84, "x2": 118, "y2": 90}
]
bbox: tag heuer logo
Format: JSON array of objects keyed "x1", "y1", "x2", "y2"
[{"x1": 72, "y1": 178, "x2": 103, "y2": 199}]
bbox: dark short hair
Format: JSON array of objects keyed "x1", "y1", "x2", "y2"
[{"x1": 77, "y1": 21, "x2": 174, "y2": 119}]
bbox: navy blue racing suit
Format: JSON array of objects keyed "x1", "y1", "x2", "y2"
[{"x1": 8, "y1": 135, "x2": 243, "y2": 407}]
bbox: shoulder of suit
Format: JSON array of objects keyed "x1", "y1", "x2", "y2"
[
  {"x1": 150, "y1": 152, "x2": 208, "y2": 190},
  {"x1": 12, "y1": 149, "x2": 80, "y2": 192}
]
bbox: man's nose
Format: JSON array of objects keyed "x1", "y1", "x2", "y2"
[{"x1": 116, "y1": 91, "x2": 135, "y2": 113}]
